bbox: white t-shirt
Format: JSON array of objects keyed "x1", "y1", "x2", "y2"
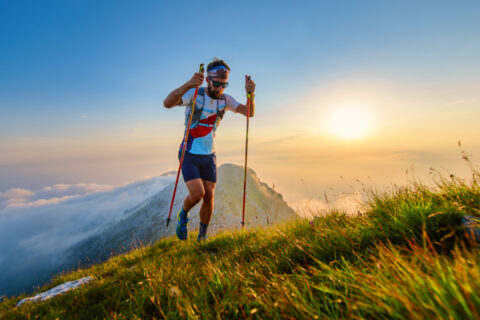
[{"x1": 179, "y1": 87, "x2": 240, "y2": 155}]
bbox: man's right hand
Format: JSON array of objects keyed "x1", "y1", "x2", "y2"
[
  {"x1": 164, "y1": 70, "x2": 204, "y2": 108},
  {"x1": 187, "y1": 72, "x2": 204, "y2": 89}
]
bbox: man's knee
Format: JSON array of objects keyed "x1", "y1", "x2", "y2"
[
  {"x1": 185, "y1": 179, "x2": 206, "y2": 204},
  {"x1": 203, "y1": 188, "x2": 215, "y2": 202},
  {"x1": 191, "y1": 189, "x2": 206, "y2": 203}
]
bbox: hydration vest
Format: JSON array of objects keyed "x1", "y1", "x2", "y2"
[{"x1": 187, "y1": 87, "x2": 226, "y2": 133}]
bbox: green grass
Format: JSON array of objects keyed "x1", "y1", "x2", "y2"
[{"x1": 1, "y1": 172, "x2": 479, "y2": 319}]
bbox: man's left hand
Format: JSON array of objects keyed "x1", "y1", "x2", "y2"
[{"x1": 245, "y1": 76, "x2": 255, "y2": 95}]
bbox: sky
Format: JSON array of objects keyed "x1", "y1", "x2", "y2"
[{"x1": 1, "y1": 0, "x2": 480, "y2": 203}]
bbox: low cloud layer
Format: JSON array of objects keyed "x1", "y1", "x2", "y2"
[
  {"x1": 0, "y1": 170, "x2": 364, "y2": 297},
  {"x1": 0, "y1": 183, "x2": 114, "y2": 210},
  {"x1": 290, "y1": 191, "x2": 365, "y2": 219},
  {"x1": 0, "y1": 174, "x2": 174, "y2": 296}
]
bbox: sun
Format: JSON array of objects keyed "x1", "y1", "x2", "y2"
[{"x1": 325, "y1": 106, "x2": 372, "y2": 140}]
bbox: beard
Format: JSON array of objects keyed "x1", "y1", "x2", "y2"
[{"x1": 207, "y1": 85, "x2": 221, "y2": 99}]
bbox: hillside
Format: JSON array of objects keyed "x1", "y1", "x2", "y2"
[
  {"x1": 62, "y1": 163, "x2": 297, "y2": 267},
  {"x1": 0, "y1": 164, "x2": 297, "y2": 298},
  {"x1": 1, "y1": 173, "x2": 479, "y2": 319}
]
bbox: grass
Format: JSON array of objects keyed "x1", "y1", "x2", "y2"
[{"x1": 0, "y1": 169, "x2": 479, "y2": 319}]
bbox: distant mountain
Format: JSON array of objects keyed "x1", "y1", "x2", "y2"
[{"x1": 63, "y1": 164, "x2": 298, "y2": 268}]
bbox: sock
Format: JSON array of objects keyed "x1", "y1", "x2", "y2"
[
  {"x1": 180, "y1": 207, "x2": 189, "y2": 220},
  {"x1": 198, "y1": 222, "x2": 209, "y2": 239}
]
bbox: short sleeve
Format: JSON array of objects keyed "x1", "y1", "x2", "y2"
[
  {"x1": 181, "y1": 88, "x2": 195, "y2": 106},
  {"x1": 224, "y1": 94, "x2": 240, "y2": 113}
]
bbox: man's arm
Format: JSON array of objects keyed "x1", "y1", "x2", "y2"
[
  {"x1": 235, "y1": 98, "x2": 255, "y2": 117},
  {"x1": 163, "y1": 72, "x2": 204, "y2": 108}
]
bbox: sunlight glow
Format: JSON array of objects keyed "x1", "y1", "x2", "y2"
[{"x1": 325, "y1": 106, "x2": 372, "y2": 140}]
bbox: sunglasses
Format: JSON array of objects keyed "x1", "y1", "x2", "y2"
[{"x1": 210, "y1": 79, "x2": 229, "y2": 88}]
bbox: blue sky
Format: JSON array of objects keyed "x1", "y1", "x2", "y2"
[{"x1": 1, "y1": 1, "x2": 480, "y2": 198}]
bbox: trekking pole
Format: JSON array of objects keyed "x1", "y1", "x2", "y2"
[
  {"x1": 166, "y1": 64, "x2": 204, "y2": 227},
  {"x1": 241, "y1": 75, "x2": 252, "y2": 228}
]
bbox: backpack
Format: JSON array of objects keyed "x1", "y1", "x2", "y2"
[{"x1": 187, "y1": 87, "x2": 226, "y2": 132}]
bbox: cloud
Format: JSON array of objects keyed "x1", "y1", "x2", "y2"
[
  {"x1": 3, "y1": 188, "x2": 34, "y2": 198},
  {"x1": 0, "y1": 188, "x2": 35, "y2": 208},
  {"x1": 0, "y1": 183, "x2": 113, "y2": 210},
  {"x1": 445, "y1": 98, "x2": 480, "y2": 106},
  {"x1": 0, "y1": 174, "x2": 174, "y2": 296},
  {"x1": 257, "y1": 131, "x2": 308, "y2": 146},
  {"x1": 289, "y1": 192, "x2": 365, "y2": 219}
]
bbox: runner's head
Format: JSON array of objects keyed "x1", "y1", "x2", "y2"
[{"x1": 206, "y1": 58, "x2": 230, "y2": 98}]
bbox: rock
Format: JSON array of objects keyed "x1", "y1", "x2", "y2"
[{"x1": 16, "y1": 276, "x2": 94, "y2": 307}]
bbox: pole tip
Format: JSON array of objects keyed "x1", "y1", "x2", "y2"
[{"x1": 166, "y1": 218, "x2": 171, "y2": 228}]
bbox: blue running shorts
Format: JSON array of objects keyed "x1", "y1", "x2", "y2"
[{"x1": 178, "y1": 150, "x2": 217, "y2": 183}]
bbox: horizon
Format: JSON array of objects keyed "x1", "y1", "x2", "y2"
[{"x1": 0, "y1": 162, "x2": 363, "y2": 217}]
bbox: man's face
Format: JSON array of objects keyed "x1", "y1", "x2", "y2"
[{"x1": 207, "y1": 76, "x2": 228, "y2": 99}]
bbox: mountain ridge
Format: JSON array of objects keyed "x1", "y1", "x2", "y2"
[{"x1": 63, "y1": 163, "x2": 298, "y2": 269}]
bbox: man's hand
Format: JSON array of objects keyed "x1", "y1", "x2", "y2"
[
  {"x1": 234, "y1": 75, "x2": 256, "y2": 117},
  {"x1": 187, "y1": 72, "x2": 205, "y2": 89},
  {"x1": 245, "y1": 76, "x2": 255, "y2": 94}
]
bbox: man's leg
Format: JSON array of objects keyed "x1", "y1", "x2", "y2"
[
  {"x1": 199, "y1": 180, "x2": 216, "y2": 224},
  {"x1": 197, "y1": 153, "x2": 217, "y2": 241},
  {"x1": 198, "y1": 180, "x2": 215, "y2": 241},
  {"x1": 183, "y1": 178, "x2": 205, "y2": 211},
  {"x1": 176, "y1": 178, "x2": 205, "y2": 240}
]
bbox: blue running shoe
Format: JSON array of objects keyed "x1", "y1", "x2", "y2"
[{"x1": 176, "y1": 209, "x2": 189, "y2": 240}]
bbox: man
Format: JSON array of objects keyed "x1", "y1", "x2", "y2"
[{"x1": 163, "y1": 58, "x2": 256, "y2": 241}]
